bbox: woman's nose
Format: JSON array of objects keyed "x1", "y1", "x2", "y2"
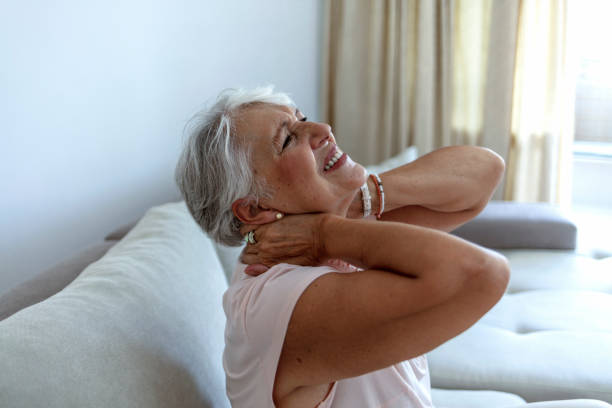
[{"x1": 304, "y1": 122, "x2": 333, "y2": 149}]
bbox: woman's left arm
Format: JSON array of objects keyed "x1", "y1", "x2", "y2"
[{"x1": 347, "y1": 146, "x2": 505, "y2": 232}]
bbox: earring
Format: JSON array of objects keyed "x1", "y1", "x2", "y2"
[{"x1": 276, "y1": 212, "x2": 283, "y2": 220}]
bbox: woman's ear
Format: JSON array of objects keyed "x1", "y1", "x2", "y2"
[{"x1": 232, "y1": 198, "x2": 279, "y2": 225}]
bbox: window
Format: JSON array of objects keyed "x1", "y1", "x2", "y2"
[
  {"x1": 570, "y1": 0, "x2": 612, "y2": 259},
  {"x1": 574, "y1": 0, "x2": 612, "y2": 146}
]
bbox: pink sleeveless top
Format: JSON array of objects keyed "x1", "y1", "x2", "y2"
[{"x1": 222, "y1": 260, "x2": 434, "y2": 408}]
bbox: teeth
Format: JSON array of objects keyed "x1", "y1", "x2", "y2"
[
  {"x1": 325, "y1": 156, "x2": 338, "y2": 170},
  {"x1": 324, "y1": 148, "x2": 344, "y2": 171}
]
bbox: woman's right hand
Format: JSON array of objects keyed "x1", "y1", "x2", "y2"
[{"x1": 239, "y1": 213, "x2": 330, "y2": 276}]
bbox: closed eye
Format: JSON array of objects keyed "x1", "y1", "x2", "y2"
[
  {"x1": 282, "y1": 133, "x2": 294, "y2": 150},
  {"x1": 282, "y1": 116, "x2": 307, "y2": 151}
]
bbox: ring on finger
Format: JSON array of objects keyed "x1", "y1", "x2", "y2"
[{"x1": 245, "y1": 230, "x2": 257, "y2": 245}]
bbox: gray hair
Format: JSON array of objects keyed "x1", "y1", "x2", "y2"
[{"x1": 175, "y1": 86, "x2": 296, "y2": 246}]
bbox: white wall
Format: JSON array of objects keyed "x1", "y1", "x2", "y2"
[{"x1": 0, "y1": 0, "x2": 322, "y2": 295}]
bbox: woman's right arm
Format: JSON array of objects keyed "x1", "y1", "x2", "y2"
[{"x1": 272, "y1": 215, "x2": 510, "y2": 403}]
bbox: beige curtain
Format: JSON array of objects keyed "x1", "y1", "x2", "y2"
[
  {"x1": 504, "y1": 0, "x2": 576, "y2": 205},
  {"x1": 321, "y1": 0, "x2": 575, "y2": 204}
]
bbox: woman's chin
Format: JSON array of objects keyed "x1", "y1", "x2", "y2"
[
  {"x1": 347, "y1": 158, "x2": 368, "y2": 185},
  {"x1": 335, "y1": 154, "x2": 365, "y2": 176},
  {"x1": 324, "y1": 153, "x2": 365, "y2": 180}
]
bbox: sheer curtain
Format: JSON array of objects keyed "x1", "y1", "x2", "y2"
[
  {"x1": 504, "y1": 0, "x2": 576, "y2": 205},
  {"x1": 321, "y1": 0, "x2": 575, "y2": 204}
]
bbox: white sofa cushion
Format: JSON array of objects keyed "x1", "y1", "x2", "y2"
[
  {"x1": 0, "y1": 201, "x2": 230, "y2": 408},
  {"x1": 500, "y1": 249, "x2": 612, "y2": 294},
  {"x1": 428, "y1": 249, "x2": 612, "y2": 404},
  {"x1": 432, "y1": 389, "x2": 610, "y2": 408},
  {"x1": 431, "y1": 388, "x2": 526, "y2": 407}
]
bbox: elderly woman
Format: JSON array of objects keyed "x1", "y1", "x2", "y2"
[{"x1": 175, "y1": 87, "x2": 510, "y2": 408}]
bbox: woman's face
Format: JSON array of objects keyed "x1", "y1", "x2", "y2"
[{"x1": 235, "y1": 104, "x2": 367, "y2": 216}]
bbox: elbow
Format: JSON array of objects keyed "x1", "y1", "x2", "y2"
[
  {"x1": 459, "y1": 145, "x2": 505, "y2": 177},
  {"x1": 487, "y1": 252, "x2": 510, "y2": 297},
  {"x1": 480, "y1": 147, "x2": 506, "y2": 190},
  {"x1": 465, "y1": 249, "x2": 511, "y2": 305},
  {"x1": 486, "y1": 148, "x2": 506, "y2": 186},
  {"x1": 469, "y1": 148, "x2": 506, "y2": 213}
]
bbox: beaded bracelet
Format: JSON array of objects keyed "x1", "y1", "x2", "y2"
[
  {"x1": 360, "y1": 181, "x2": 371, "y2": 218},
  {"x1": 369, "y1": 173, "x2": 385, "y2": 219}
]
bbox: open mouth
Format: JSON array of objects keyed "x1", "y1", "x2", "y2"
[{"x1": 323, "y1": 145, "x2": 347, "y2": 173}]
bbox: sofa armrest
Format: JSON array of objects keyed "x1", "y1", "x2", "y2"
[
  {"x1": 0, "y1": 241, "x2": 116, "y2": 321},
  {"x1": 104, "y1": 221, "x2": 138, "y2": 241},
  {"x1": 105, "y1": 218, "x2": 241, "y2": 284},
  {"x1": 451, "y1": 201, "x2": 577, "y2": 250}
]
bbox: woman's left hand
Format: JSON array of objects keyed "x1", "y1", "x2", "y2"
[{"x1": 238, "y1": 213, "x2": 328, "y2": 276}]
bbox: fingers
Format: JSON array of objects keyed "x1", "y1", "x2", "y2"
[
  {"x1": 240, "y1": 246, "x2": 273, "y2": 276},
  {"x1": 240, "y1": 248, "x2": 271, "y2": 276},
  {"x1": 245, "y1": 264, "x2": 269, "y2": 276},
  {"x1": 240, "y1": 226, "x2": 264, "y2": 245},
  {"x1": 242, "y1": 243, "x2": 258, "y2": 254},
  {"x1": 240, "y1": 250, "x2": 267, "y2": 267},
  {"x1": 240, "y1": 252, "x2": 256, "y2": 265}
]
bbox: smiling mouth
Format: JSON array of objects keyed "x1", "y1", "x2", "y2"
[{"x1": 324, "y1": 148, "x2": 347, "y2": 172}]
